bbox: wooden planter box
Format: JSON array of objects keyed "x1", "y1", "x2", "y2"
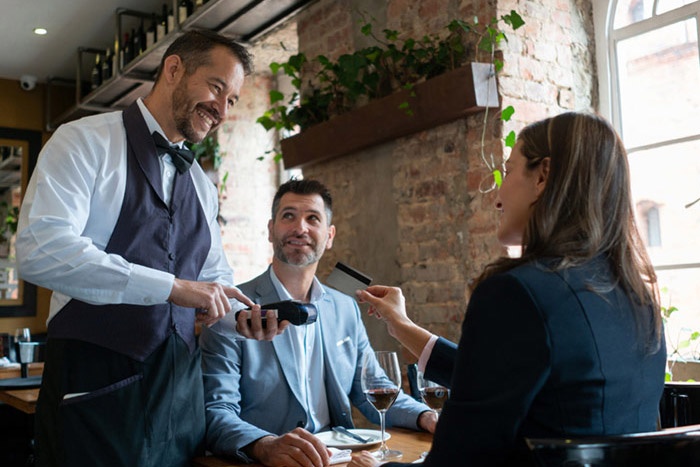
[
  {"x1": 280, "y1": 62, "x2": 499, "y2": 169},
  {"x1": 668, "y1": 359, "x2": 700, "y2": 381}
]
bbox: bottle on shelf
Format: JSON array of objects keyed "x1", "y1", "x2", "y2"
[
  {"x1": 135, "y1": 21, "x2": 146, "y2": 56},
  {"x1": 167, "y1": 5, "x2": 175, "y2": 33},
  {"x1": 101, "y1": 47, "x2": 113, "y2": 82},
  {"x1": 146, "y1": 13, "x2": 157, "y2": 49},
  {"x1": 131, "y1": 27, "x2": 140, "y2": 59},
  {"x1": 121, "y1": 32, "x2": 132, "y2": 68},
  {"x1": 157, "y1": 4, "x2": 167, "y2": 40},
  {"x1": 90, "y1": 53, "x2": 102, "y2": 90},
  {"x1": 111, "y1": 38, "x2": 119, "y2": 75},
  {"x1": 194, "y1": 0, "x2": 204, "y2": 9},
  {"x1": 178, "y1": 0, "x2": 192, "y2": 25}
]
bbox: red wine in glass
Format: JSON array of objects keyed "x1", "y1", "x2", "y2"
[
  {"x1": 420, "y1": 386, "x2": 449, "y2": 412},
  {"x1": 365, "y1": 387, "x2": 399, "y2": 411},
  {"x1": 361, "y1": 350, "x2": 403, "y2": 461}
]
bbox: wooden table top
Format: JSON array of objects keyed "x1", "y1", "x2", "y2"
[
  {"x1": 0, "y1": 362, "x2": 43, "y2": 379},
  {"x1": 0, "y1": 387, "x2": 39, "y2": 414},
  {"x1": 191, "y1": 427, "x2": 432, "y2": 467},
  {"x1": 0, "y1": 363, "x2": 42, "y2": 414}
]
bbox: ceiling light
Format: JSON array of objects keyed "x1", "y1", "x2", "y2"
[{"x1": 33, "y1": 27, "x2": 48, "y2": 36}]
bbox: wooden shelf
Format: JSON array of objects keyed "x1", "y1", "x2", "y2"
[{"x1": 280, "y1": 63, "x2": 500, "y2": 169}]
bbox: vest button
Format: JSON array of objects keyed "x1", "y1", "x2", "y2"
[{"x1": 168, "y1": 252, "x2": 175, "y2": 260}]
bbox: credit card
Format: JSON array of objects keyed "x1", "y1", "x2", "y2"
[{"x1": 326, "y1": 262, "x2": 372, "y2": 298}]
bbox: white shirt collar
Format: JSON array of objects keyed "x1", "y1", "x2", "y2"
[
  {"x1": 135, "y1": 98, "x2": 186, "y2": 148},
  {"x1": 269, "y1": 267, "x2": 325, "y2": 304}
]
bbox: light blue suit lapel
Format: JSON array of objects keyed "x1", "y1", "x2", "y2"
[
  {"x1": 253, "y1": 279, "x2": 306, "y2": 409},
  {"x1": 318, "y1": 294, "x2": 355, "y2": 427},
  {"x1": 272, "y1": 323, "x2": 305, "y2": 407}
]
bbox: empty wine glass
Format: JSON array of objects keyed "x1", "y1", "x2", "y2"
[
  {"x1": 14, "y1": 327, "x2": 31, "y2": 352},
  {"x1": 13, "y1": 327, "x2": 31, "y2": 371},
  {"x1": 361, "y1": 350, "x2": 403, "y2": 461}
]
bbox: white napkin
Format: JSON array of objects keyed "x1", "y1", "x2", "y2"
[
  {"x1": 0, "y1": 357, "x2": 18, "y2": 368},
  {"x1": 329, "y1": 447, "x2": 352, "y2": 465}
]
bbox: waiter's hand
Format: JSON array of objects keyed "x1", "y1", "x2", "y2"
[
  {"x1": 169, "y1": 278, "x2": 249, "y2": 327},
  {"x1": 236, "y1": 306, "x2": 289, "y2": 341},
  {"x1": 245, "y1": 428, "x2": 331, "y2": 467}
]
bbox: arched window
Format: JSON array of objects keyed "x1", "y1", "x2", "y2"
[{"x1": 595, "y1": 0, "x2": 700, "y2": 360}]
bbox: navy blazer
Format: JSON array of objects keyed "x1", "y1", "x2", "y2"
[{"x1": 387, "y1": 257, "x2": 666, "y2": 466}]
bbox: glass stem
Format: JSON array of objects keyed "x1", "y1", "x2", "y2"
[{"x1": 379, "y1": 410, "x2": 388, "y2": 454}]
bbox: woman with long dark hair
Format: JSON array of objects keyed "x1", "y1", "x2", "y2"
[{"x1": 349, "y1": 112, "x2": 666, "y2": 466}]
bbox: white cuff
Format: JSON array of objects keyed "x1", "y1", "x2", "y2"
[{"x1": 417, "y1": 334, "x2": 439, "y2": 373}]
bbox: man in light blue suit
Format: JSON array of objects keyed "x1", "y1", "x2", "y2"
[{"x1": 200, "y1": 179, "x2": 436, "y2": 466}]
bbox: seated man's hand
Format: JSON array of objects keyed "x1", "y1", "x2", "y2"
[
  {"x1": 418, "y1": 409, "x2": 438, "y2": 433},
  {"x1": 247, "y1": 428, "x2": 331, "y2": 467},
  {"x1": 236, "y1": 306, "x2": 289, "y2": 341}
]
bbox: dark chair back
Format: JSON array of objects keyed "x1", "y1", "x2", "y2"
[
  {"x1": 526, "y1": 424, "x2": 700, "y2": 467},
  {"x1": 660, "y1": 382, "x2": 700, "y2": 428},
  {"x1": 407, "y1": 363, "x2": 421, "y2": 402}
]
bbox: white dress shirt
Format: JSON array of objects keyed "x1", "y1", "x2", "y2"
[{"x1": 17, "y1": 99, "x2": 235, "y2": 323}]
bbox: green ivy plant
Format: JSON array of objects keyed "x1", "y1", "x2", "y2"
[
  {"x1": 257, "y1": 11, "x2": 524, "y2": 165},
  {"x1": 0, "y1": 202, "x2": 18, "y2": 241},
  {"x1": 187, "y1": 135, "x2": 229, "y2": 196},
  {"x1": 188, "y1": 135, "x2": 224, "y2": 170}
]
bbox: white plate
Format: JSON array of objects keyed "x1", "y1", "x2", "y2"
[{"x1": 315, "y1": 429, "x2": 389, "y2": 449}]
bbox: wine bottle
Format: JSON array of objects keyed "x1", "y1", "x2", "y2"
[
  {"x1": 136, "y1": 20, "x2": 146, "y2": 55},
  {"x1": 112, "y1": 39, "x2": 119, "y2": 75},
  {"x1": 146, "y1": 13, "x2": 156, "y2": 49},
  {"x1": 90, "y1": 54, "x2": 102, "y2": 90},
  {"x1": 122, "y1": 32, "x2": 132, "y2": 66},
  {"x1": 157, "y1": 4, "x2": 167, "y2": 40},
  {"x1": 194, "y1": 0, "x2": 203, "y2": 8},
  {"x1": 101, "y1": 48, "x2": 113, "y2": 82},
  {"x1": 131, "y1": 27, "x2": 141, "y2": 58},
  {"x1": 178, "y1": 0, "x2": 189, "y2": 25},
  {"x1": 167, "y1": 5, "x2": 175, "y2": 33}
]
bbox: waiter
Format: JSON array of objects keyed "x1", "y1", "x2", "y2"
[{"x1": 16, "y1": 29, "x2": 278, "y2": 467}]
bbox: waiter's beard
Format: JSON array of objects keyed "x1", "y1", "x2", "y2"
[{"x1": 171, "y1": 81, "x2": 218, "y2": 143}]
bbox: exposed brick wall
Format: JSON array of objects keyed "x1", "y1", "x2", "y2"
[
  {"x1": 218, "y1": 72, "x2": 278, "y2": 284},
  {"x1": 498, "y1": 0, "x2": 596, "y2": 137}
]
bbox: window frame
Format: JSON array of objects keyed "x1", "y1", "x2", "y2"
[
  {"x1": 608, "y1": 0, "x2": 700, "y2": 153},
  {"x1": 594, "y1": 0, "x2": 700, "y2": 273}
]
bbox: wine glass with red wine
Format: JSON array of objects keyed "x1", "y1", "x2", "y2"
[
  {"x1": 417, "y1": 370, "x2": 450, "y2": 416},
  {"x1": 361, "y1": 350, "x2": 403, "y2": 461},
  {"x1": 417, "y1": 370, "x2": 450, "y2": 460}
]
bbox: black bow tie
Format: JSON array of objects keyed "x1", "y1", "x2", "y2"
[{"x1": 152, "y1": 132, "x2": 194, "y2": 174}]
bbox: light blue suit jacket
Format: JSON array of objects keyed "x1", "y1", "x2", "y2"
[{"x1": 200, "y1": 267, "x2": 429, "y2": 460}]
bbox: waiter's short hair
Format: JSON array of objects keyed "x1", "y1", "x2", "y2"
[
  {"x1": 271, "y1": 179, "x2": 333, "y2": 225},
  {"x1": 155, "y1": 29, "x2": 253, "y2": 82}
]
